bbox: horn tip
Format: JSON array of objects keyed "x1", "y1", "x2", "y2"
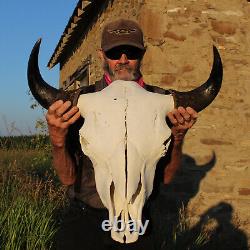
[
  {"x1": 212, "y1": 45, "x2": 219, "y2": 55},
  {"x1": 36, "y1": 38, "x2": 42, "y2": 46}
]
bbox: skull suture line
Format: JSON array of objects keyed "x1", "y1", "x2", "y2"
[
  {"x1": 27, "y1": 39, "x2": 222, "y2": 244},
  {"x1": 78, "y1": 80, "x2": 174, "y2": 243}
]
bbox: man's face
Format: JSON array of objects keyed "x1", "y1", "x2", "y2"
[{"x1": 100, "y1": 45, "x2": 144, "y2": 81}]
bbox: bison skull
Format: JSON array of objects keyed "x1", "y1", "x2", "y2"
[{"x1": 78, "y1": 80, "x2": 174, "y2": 243}]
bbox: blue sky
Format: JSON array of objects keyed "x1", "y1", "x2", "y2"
[{"x1": 0, "y1": 1, "x2": 79, "y2": 136}]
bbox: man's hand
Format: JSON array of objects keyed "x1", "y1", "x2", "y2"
[
  {"x1": 163, "y1": 107, "x2": 197, "y2": 185},
  {"x1": 46, "y1": 100, "x2": 81, "y2": 147},
  {"x1": 167, "y1": 106, "x2": 198, "y2": 144}
]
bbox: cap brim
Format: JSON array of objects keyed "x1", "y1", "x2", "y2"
[{"x1": 102, "y1": 40, "x2": 145, "y2": 52}]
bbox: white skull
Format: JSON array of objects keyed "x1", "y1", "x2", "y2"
[{"x1": 78, "y1": 80, "x2": 174, "y2": 243}]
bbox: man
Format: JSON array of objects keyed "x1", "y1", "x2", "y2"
[{"x1": 46, "y1": 19, "x2": 197, "y2": 249}]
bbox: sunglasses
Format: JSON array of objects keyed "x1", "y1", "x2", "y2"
[{"x1": 104, "y1": 46, "x2": 144, "y2": 60}]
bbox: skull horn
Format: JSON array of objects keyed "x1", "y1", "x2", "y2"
[
  {"x1": 169, "y1": 46, "x2": 223, "y2": 112},
  {"x1": 27, "y1": 38, "x2": 69, "y2": 109}
]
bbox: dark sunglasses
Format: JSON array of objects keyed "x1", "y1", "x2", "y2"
[{"x1": 104, "y1": 45, "x2": 144, "y2": 60}]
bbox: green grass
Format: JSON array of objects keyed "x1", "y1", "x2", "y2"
[
  {"x1": 0, "y1": 135, "x2": 50, "y2": 150},
  {"x1": 0, "y1": 141, "x2": 66, "y2": 250}
]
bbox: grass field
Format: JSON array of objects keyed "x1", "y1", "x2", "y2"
[{"x1": 0, "y1": 135, "x2": 66, "y2": 250}]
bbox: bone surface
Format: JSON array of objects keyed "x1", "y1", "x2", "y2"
[{"x1": 78, "y1": 80, "x2": 174, "y2": 243}]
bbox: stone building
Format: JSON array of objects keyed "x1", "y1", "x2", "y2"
[{"x1": 48, "y1": 0, "x2": 250, "y2": 247}]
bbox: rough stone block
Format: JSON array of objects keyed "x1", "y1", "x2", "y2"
[
  {"x1": 163, "y1": 31, "x2": 186, "y2": 41},
  {"x1": 211, "y1": 20, "x2": 237, "y2": 35},
  {"x1": 238, "y1": 188, "x2": 250, "y2": 196}
]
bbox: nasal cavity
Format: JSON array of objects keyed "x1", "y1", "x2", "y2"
[
  {"x1": 110, "y1": 181, "x2": 115, "y2": 212},
  {"x1": 130, "y1": 174, "x2": 142, "y2": 204}
]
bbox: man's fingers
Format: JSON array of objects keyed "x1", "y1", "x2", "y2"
[
  {"x1": 66, "y1": 111, "x2": 81, "y2": 125},
  {"x1": 167, "y1": 112, "x2": 178, "y2": 125},
  {"x1": 55, "y1": 101, "x2": 72, "y2": 117},
  {"x1": 47, "y1": 100, "x2": 71, "y2": 117},
  {"x1": 178, "y1": 106, "x2": 191, "y2": 121},
  {"x1": 186, "y1": 107, "x2": 198, "y2": 119},
  {"x1": 48, "y1": 100, "x2": 64, "y2": 114},
  {"x1": 52, "y1": 111, "x2": 81, "y2": 129},
  {"x1": 61, "y1": 106, "x2": 79, "y2": 122},
  {"x1": 46, "y1": 101, "x2": 80, "y2": 128},
  {"x1": 167, "y1": 107, "x2": 198, "y2": 131},
  {"x1": 173, "y1": 108, "x2": 184, "y2": 124}
]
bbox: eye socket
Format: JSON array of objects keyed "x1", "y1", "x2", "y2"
[{"x1": 105, "y1": 45, "x2": 143, "y2": 60}]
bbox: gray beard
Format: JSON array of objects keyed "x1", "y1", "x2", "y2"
[{"x1": 103, "y1": 60, "x2": 142, "y2": 82}]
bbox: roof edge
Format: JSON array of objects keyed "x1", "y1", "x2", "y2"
[{"x1": 47, "y1": 0, "x2": 93, "y2": 69}]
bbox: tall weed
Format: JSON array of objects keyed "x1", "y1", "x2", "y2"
[{"x1": 0, "y1": 147, "x2": 65, "y2": 250}]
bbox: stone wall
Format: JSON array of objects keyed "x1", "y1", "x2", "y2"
[{"x1": 60, "y1": 0, "x2": 250, "y2": 243}]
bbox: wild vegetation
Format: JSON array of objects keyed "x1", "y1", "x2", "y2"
[{"x1": 0, "y1": 135, "x2": 66, "y2": 250}]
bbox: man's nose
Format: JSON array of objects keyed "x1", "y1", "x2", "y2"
[{"x1": 118, "y1": 53, "x2": 129, "y2": 63}]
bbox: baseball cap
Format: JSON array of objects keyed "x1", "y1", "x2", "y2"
[{"x1": 101, "y1": 19, "x2": 145, "y2": 52}]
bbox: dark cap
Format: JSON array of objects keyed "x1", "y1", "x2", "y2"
[{"x1": 101, "y1": 19, "x2": 145, "y2": 52}]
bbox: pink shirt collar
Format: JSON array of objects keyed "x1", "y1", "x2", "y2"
[{"x1": 104, "y1": 73, "x2": 145, "y2": 88}]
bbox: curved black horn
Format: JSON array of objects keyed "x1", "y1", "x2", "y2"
[
  {"x1": 169, "y1": 46, "x2": 223, "y2": 112},
  {"x1": 27, "y1": 38, "x2": 69, "y2": 109}
]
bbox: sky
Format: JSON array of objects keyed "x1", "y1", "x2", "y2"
[{"x1": 0, "y1": 1, "x2": 79, "y2": 136}]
